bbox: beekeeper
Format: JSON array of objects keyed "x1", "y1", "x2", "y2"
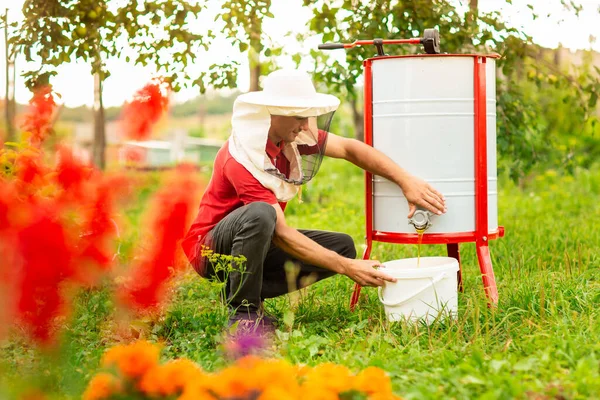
[{"x1": 182, "y1": 69, "x2": 446, "y2": 330}]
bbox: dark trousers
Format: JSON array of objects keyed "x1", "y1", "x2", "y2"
[{"x1": 193, "y1": 202, "x2": 357, "y2": 313}]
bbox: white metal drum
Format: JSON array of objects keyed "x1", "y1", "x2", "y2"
[{"x1": 371, "y1": 56, "x2": 498, "y2": 234}]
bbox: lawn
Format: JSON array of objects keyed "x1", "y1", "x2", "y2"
[{"x1": 1, "y1": 158, "x2": 599, "y2": 399}]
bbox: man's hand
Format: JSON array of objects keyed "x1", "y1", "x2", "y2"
[
  {"x1": 323, "y1": 134, "x2": 447, "y2": 219},
  {"x1": 401, "y1": 174, "x2": 447, "y2": 218},
  {"x1": 341, "y1": 258, "x2": 397, "y2": 287}
]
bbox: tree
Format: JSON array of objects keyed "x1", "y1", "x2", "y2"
[
  {"x1": 303, "y1": 0, "x2": 600, "y2": 179},
  {"x1": 303, "y1": 0, "x2": 485, "y2": 141},
  {"x1": 2, "y1": 9, "x2": 17, "y2": 143},
  {"x1": 13, "y1": 0, "x2": 238, "y2": 169},
  {"x1": 217, "y1": 0, "x2": 282, "y2": 92}
]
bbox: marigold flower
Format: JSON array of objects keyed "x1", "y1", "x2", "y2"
[
  {"x1": 302, "y1": 362, "x2": 353, "y2": 394},
  {"x1": 299, "y1": 387, "x2": 338, "y2": 400},
  {"x1": 208, "y1": 365, "x2": 255, "y2": 398},
  {"x1": 354, "y1": 366, "x2": 393, "y2": 396},
  {"x1": 139, "y1": 358, "x2": 205, "y2": 396},
  {"x1": 102, "y1": 340, "x2": 160, "y2": 379},
  {"x1": 250, "y1": 358, "x2": 300, "y2": 395},
  {"x1": 82, "y1": 372, "x2": 121, "y2": 400},
  {"x1": 258, "y1": 385, "x2": 298, "y2": 400},
  {"x1": 177, "y1": 382, "x2": 217, "y2": 400}
]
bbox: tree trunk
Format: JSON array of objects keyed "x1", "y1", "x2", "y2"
[
  {"x1": 470, "y1": 0, "x2": 478, "y2": 12},
  {"x1": 466, "y1": 0, "x2": 478, "y2": 48},
  {"x1": 4, "y1": 9, "x2": 16, "y2": 142},
  {"x1": 248, "y1": 15, "x2": 262, "y2": 92},
  {"x1": 248, "y1": 47, "x2": 261, "y2": 92},
  {"x1": 349, "y1": 95, "x2": 364, "y2": 142},
  {"x1": 93, "y1": 72, "x2": 106, "y2": 169}
]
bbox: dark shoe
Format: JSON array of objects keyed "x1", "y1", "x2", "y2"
[{"x1": 228, "y1": 311, "x2": 276, "y2": 335}]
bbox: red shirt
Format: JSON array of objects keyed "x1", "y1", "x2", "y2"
[{"x1": 182, "y1": 130, "x2": 327, "y2": 264}]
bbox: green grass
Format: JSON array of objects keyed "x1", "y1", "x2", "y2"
[{"x1": 1, "y1": 159, "x2": 600, "y2": 399}]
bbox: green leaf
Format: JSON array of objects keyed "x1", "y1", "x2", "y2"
[{"x1": 589, "y1": 92, "x2": 598, "y2": 109}]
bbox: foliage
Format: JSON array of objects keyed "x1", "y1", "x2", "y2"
[
  {"x1": 217, "y1": 0, "x2": 274, "y2": 57},
  {"x1": 302, "y1": 0, "x2": 600, "y2": 180},
  {"x1": 10, "y1": 0, "x2": 239, "y2": 168},
  {"x1": 12, "y1": 0, "x2": 216, "y2": 91},
  {"x1": 216, "y1": 0, "x2": 284, "y2": 89}
]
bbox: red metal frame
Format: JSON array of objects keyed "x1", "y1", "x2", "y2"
[
  {"x1": 447, "y1": 243, "x2": 463, "y2": 292},
  {"x1": 350, "y1": 54, "x2": 502, "y2": 310},
  {"x1": 371, "y1": 228, "x2": 504, "y2": 244}
]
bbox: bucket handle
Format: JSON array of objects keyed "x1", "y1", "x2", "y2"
[{"x1": 378, "y1": 272, "x2": 447, "y2": 307}]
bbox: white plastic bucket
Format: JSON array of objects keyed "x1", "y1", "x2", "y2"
[{"x1": 378, "y1": 257, "x2": 459, "y2": 324}]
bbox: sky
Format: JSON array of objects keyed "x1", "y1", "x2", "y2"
[{"x1": 1, "y1": 0, "x2": 599, "y2": 108}]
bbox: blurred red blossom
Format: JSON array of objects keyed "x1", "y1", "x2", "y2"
[
  {"x1": 14, "y1": 204, "x2": 75, "y2": 345},
  {"x1": 120, "y1": 79, "x2": 170, "y2": 141},
  {"x1": 0, "y1": 143, "x2": 128, "y2": 345},
  {"x1": 20, "y1": 85, "x2": 58, "y2": 146},
  {"x1": 120, "y1": 164, "x2": 201, "y2": 311}
]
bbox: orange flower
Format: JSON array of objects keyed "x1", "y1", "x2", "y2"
[
  {"x1": 258, "y1": 386, "x2": 298, "y2": 400},
  {"x1": 139, "y1": 358, "x2": 205, "y2": 396},
  {"x1": 208, "y1": 365, "x2": 256, "y2": 398},
  {"x1": 295, "y1": 363, "x2": 311, "y2": 378},
  {"x1": 178, "y1": 381, "x2": 217, "y2": 400},
  {"x1": 354, "y1": 366, "x2": 394, "y2": 396},
  {"x1": 102, "y1": 340, "x2": 160, "y2": 379},
  {"x1": 302, "y1": 362, "x2": 353, "y2": 394},
  {"x1": 299, "y1": 387, "x2": 338, "y2": 400},
  {"x1": 250, "y1": 358, "x2": 300, "y2": 395},
  {"x1": 83, "y1": 373, "x2": 121, "y2": 400}
]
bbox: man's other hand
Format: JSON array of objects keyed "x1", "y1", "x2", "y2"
[
  {"x1": 402, "y1": 175, "x2": 447, "y2": 218},
  {"x1": 342, "y1": 259, "x2": 397, "y2": 287}
]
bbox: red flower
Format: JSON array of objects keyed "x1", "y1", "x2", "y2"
[
  {"x1": 120, "y1": 79, "x2": 170, "y2": 141},
  {"x1": 15, "y1": 204, "x2": 74, "y2": 345},
  {"x1": 20, "y1": 85, "x2": 57, "y2": 146},
  {"x1": 73, "y1": 174, "x2": 127, "y2": 285},
  {"x1": 121, "y1": 165, "x2": 200, "y2": 310},
  {"x1": 54, "y1": 145, "x2": 94, "y2": 195}
]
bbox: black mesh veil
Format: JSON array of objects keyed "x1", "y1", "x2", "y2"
[{"x1": 264, "y1": 111, "x2": 335, "y2": 185}]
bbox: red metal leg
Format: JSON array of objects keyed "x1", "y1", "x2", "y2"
[
  {"x1": 447, "y1": 243, "x2": 463, "y2": 293},
  {"x1": 350, "y1": 241, "x2": 372, "y2": 311},
  {"x1": 349, "y1": 283, "x2": 361, "y2": 311},
  {"x1": 476, "y1": 243, "x2": 498, "y2": 305}
]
